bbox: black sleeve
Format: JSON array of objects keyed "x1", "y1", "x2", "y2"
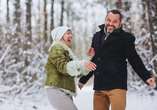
[
  {"x1": 124, "y1": 34, "x2": 151, "y2": 83},
  {"x1": 79, "y1": 36, "x2": 95, "y2": 84},
  {"x1": 79, "y1": 71, "x2": 94, "y2": 84}
]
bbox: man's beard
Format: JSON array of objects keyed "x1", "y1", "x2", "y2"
[{"x1": 105, "y1": 24, "x2": 115, "y2": 34}]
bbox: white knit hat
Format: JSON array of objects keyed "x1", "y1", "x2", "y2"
[
  {"x1": 49, "y1": 26, "x2": 70, "y2": 51},
  {"x1": 51, "y1": 26, "x2": 70, "y2": 41}
]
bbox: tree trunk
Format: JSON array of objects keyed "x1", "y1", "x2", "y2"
[
  {"x1": 141, "y1": 0, "x2": 149, "y2": 32},
  {"x1": 0, "y1": 0, "x2": 1, "y2": 38},
  {"x1": 13, "y1": 0, "x2": 21, "y2": 34},
  {"x1": 60, "y1": 0, "x2": 64, "y2": 26},
  {"x1": 44, "y1": 0, "x2": 47, "y2": 43},
  {"x1": 7, "y1": 0, "x2": 10, "y2": 23},
  {"x1": 145, "y1": 0, "x2": 157, "y2": 89},
  {"x1": 36, "y1": 0, "x2": 41, "y2": 42},
  {"x1": 13, "y1": 0, "x2": 21, "y2": 64},
  {"x1": 0, "y1": 0, "x2": 1, "y2": 19},
  {"x1": 123, "y1": 1, "x2": 131, "y2": 32},
  {"x1": 50, "y1": 0, "x2": 54, "y2": 43},
  {"x1": 138, "y1": 0, "x2": 152, "y2": 64},
  {"x1": 25, "y1": 0, "x2": 32, "y2": 66},
  {"x1": 6, "y1": 0, "x2": 10, "y2": 40},
  {"x1": 116, "y1": 0, "x2": 122, "y2": 9},
  {"x1": 26, "y1": 0, "x2": 32, "y2": 42}
]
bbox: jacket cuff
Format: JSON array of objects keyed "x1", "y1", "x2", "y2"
[
  {"x1": 66, "y1": 61, "x2": 81, "y2": 76},
  {"x1": 80, "y1": 67, "x2": 90, "y2": 75},
  {"x1": 85, "y1": 55, "x2": 93, "y2": 61},
  {"x1": 76, "y1": 60, "x2": 85, "y2": 69}
]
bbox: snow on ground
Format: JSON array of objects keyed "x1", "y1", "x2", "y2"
[{"x1": 0, "y1": 86, "x2": 157, "y2": 110}]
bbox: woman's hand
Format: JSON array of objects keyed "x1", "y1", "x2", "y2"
[
  {"x1": 84, "y1": 60, "x2": 96, "y2": 71},
  {"x1": 87, "y1": 47, "x2": 95, "y2": 57}
]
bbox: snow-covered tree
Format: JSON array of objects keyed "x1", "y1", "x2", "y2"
[{"x1": 0, "y1": 0, "x2": 157, "y2": 107}]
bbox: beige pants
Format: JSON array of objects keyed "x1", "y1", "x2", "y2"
[
  {"x1": 46, "y1": 87, "x2": 78, "y2": 110},
  {"x1": 94, "y1": 89, "x2": 126, "y2": 110}
]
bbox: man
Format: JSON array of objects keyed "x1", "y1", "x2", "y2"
[{"x1": 78, "y1": 9, "x2": 155, "y2": 110}]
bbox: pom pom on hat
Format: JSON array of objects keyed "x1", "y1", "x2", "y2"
[{"x1": 51, "y1": 26, "x2": 70, "y2": 41}]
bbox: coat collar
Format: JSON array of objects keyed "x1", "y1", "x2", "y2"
[
  {"x1": 98, "y1": 24, "x2": 125, "y2": 44},
  {"x1": 99, "y1": 24, "x2": 123, "y2": 35}
]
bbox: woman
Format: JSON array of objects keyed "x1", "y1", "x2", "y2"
[{"x1": 45, "y1": 26, "x2": 96, "y2": 110}]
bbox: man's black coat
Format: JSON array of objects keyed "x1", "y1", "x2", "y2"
[{"x1": 79, "y1": 24, "x2": 152, "y2": 90}]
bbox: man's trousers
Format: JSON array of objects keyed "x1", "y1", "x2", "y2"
[{"x1": 94, "y1": 89, "x2": 126, "y2": 110}]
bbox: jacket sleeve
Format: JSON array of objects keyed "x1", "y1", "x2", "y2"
[
  {"x1": 79, "y1": 56, "x2": 95, "y2": 83},
  {"x1": 124, "y1": 34, "x2": 152, "y2": 83},
  {"x1": 49, "y1": 45, "x2": 81, "y2": 77},
  {"x1": 79, "y1": 71, "x2": 94, "y2": 84},
  {"x1": 79, "y1": 36, "x2": 95, "y2": 84}
]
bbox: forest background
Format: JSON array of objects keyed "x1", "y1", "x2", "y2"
[{"x1": 0, "y1": 0, "x2": 157, "y2": 108}]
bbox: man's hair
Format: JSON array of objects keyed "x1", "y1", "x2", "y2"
[{"x1": 106, "y1": 9, "x2": 122, "y2": 22}]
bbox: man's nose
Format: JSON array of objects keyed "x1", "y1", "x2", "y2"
[{"x1": 109, "y1": 22, "x2": 113, "y2": 25}]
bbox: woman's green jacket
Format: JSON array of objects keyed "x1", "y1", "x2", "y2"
[{"x1": 45, "y1": 41, "x2": 89, "y2": 96}]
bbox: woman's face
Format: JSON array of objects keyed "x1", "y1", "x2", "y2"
[{"x1": 61, "y1": 30, "x2": 73, "y2": 47}]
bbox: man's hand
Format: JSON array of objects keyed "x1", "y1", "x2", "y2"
[
  {"x1": 146, "y1": 78, "x2": 155, "y2": 85},
  {"x1": 87, "y1": 47, "x2": 95, "y2": 57},
  {"x1": 78, "y1": 82, "x2": 84, "y2": 90}
]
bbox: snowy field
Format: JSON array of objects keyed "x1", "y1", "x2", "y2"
[{"x1": 0, "y1": 86, "x2": 157, "y2": 110}]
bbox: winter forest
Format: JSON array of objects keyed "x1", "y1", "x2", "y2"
[{"x1": 0, "y1": 0, "x2": 157, "y2": 110}]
